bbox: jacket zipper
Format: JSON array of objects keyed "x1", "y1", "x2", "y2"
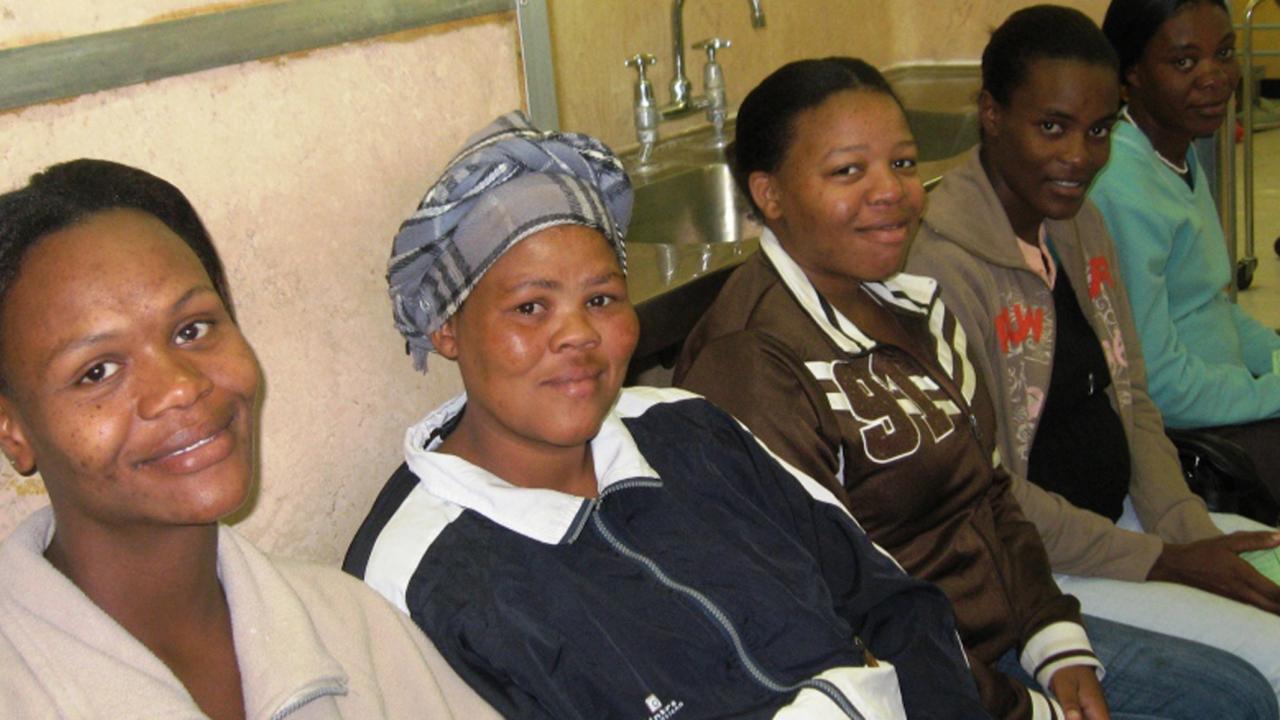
[
  {"x1": 589, "y1": 489, "x2": 866, "y2": 720},
  {"x1": 270, "y1": 680, "x2": 346, "y2": 720}
]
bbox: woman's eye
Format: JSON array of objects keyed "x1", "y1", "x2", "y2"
[
  {"x1": 1218, "y1": 47, "x2": 1236, "y2": 60},
  {"x1": 78, "y1": 361, "x2": 121, "y2": 385},
  {"x1": 175, "y1": 321, "x2": 213, "y2": 345},
  {"x1": 1040, "y1": 121, "x2": 1064, "y2": 135},
  {"x1": 515, "y1": 302, "x2": 541, "y2": 315},
  {"x1": 587, "y1": 294, "x2": 615, "y2": 309},
  {"x1": 833, "y1": 164, "x2": 865, "y2": 178},
  {"x1": 1174, "y1": 57, "x2": 1194, "y2": 71},
  {"x1": 1088, "y1": 125, "x2": 1111, "y2": 139},
  {"x1": 892, "y1": 158, "x2": 918, "y2": 171}
]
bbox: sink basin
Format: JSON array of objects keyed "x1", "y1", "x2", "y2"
[
  {"x1": 906, "y1": 109, "x2": 980, "y2": 164},
  {"x1": 626, "y1": 162, "x2": 761, "y2": 245}
]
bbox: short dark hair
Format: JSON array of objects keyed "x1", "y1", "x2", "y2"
[
  {"x1": 983, "y1": 5, "x2": 1120, "y2": 105},
  {"x1": 731, "y1": 57, "x2": 903, "y2": 216},
  {"x1": 1102, "y1": 0, "x2": 1230, "y2": 81},
  {"x1": 0, "y1": 160, "x2": 231, "y2": 388}
]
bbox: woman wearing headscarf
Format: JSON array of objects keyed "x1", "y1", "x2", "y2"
[{"x1": 343, "y1": 111, "x2": 989, "y2": 720}]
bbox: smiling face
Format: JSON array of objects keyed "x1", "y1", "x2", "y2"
[
  {"x1": 749, "y1": 88, "x2": 925, "y2": 292},
  {"x1": 0, "y1": 208, "x2": 261, "y2": 532},
  {"x1": 431, "y1": 224, "x2": 637, "y2": 461},
  {"x1": 1125, "y1": 1, "x2": 1238, "y2": 155},
  {"x1": 980, "y1": 58, "x2": 1120, "y2": 242}
]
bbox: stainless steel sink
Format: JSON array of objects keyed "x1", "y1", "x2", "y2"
[
  {"x1": 626, "y1": 162, "x2": 760, "y2": 245},
  {"x1": 907, "y1": 109, "x2": 980, "y2": 164}
]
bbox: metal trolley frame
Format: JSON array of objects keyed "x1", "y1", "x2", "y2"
[{"x1": 1234, "y1": 0, "x2": 1280, "y2": 291}]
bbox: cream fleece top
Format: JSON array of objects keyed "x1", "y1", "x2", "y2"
[{"x1": 0, "y1": 506, "x2": 500, "y2": 719}]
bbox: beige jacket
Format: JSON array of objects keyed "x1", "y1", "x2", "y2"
[
  {"x1": 0, "y1": 506, "x2": 500, "y2": 719},
  {"x1": 907, "y1": 148, "x2": 1219, "y2": 581}
]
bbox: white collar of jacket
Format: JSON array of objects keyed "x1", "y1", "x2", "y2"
[
  {"x1": 0, "y1": 506, "x2": 347, "y2": 719},
  {"x1": 922, "y1": 146, "x2": 1098, "y2": 274},
  {"x1": 402, "y1": 391, "x2": 664, "y2": 545},
  {"x1": 759, "y1": 227, "x2": 940, "y2": 355}
]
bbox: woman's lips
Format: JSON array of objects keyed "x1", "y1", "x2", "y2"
[
  {"x1": 137, "y1": 414, "x2": 237, "y2": 475},
  {"x1": 856, "y1": 219, "x2": 912, "y2": 243},
  {"x1": 1192, "y1": 101, "x2": 1229, "y2": 120},
  {"x1": 544, "y1": 368, "x2": 605, "y2": 398}
]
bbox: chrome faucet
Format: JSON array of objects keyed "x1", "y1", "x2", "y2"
[
  {"x1": 663, "y1": 0, "x2": 766, "y2": 119},
  {"x1": 624, "y1": 0, "x2": 765, "y2": 165}
]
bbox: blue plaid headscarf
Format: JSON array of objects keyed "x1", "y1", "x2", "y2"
[{"x1": 387, "y1": 111, "x2": 632, "y2": 371}]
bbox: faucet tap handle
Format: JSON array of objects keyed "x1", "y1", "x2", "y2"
[
  {"x1": 624, "y1": 53, "x2": 658, "y2": 81},
  {"x1": 625, "y1": 53, "x2": 660, "y2": 164},
  {"x1": 693, "y1": 39, "x2": 731, "y2": 146},
  {"x1": 692, "y1": 38, "x2": 731, "y2": 63}
]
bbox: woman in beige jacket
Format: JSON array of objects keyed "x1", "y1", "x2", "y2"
[
  {"x1": 906, "y1": 4, "x2": 1280, "y2": 701},
  {"x1": 0, "y1": 159, "x2": 498, "y2": 719}
]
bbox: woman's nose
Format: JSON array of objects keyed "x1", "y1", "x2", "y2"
[
  {"x1": 1199, "y1": 58, "x2": 1234, "y2": 91},
  {"x1": 1059, "y1": 133, "x2": 1089, "y2": 167},
  {"x1": 868, "y1": 165, "x2": 906, "y2": 203},
  {"x1": 552, "y1": 307, "x2": 602, "y2": 352},
  {"x1": 137, "y1": 350, "x2": 214, "y2": 419}
]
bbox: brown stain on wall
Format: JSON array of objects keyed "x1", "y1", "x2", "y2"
[
  {"x1": 145, "y1": 0, "x2": 273, "y2": 25},
  {"x1": 0, "y1": 31, "x2": 62, "y2": 50},
  {"x1": 3, "y1": 475, "x2": 46, "y2": 497}
]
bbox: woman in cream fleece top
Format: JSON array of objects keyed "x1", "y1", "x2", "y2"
[{"x1": 0, "y1": 159, "x2": 498, "y2": 720}]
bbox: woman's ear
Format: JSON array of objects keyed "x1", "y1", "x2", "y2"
[
  {"x1": 430, "y1": 317, "x2": 461, "y2": 361},
  {"x1": 748, "y1": 171, "x2": 783, "y2": 222},
  {"x1": 1123, "y1": 64, "x2": 1141, "y2": 94},
  {"x1": 0, "y1": 398, "x2": 37, "y2": 476},
  {"x1": 978, "y1": 89, "x2": 1003, "y2": 140}
]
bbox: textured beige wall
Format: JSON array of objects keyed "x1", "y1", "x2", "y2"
[
  {"x1": 888, "y1": 0, "x2": 1107, "y2": 65},
  {"x1": 550, "y1": 0, "x2": 1108, "y2": 150},
  {"x1": 0, "y1": 6, "x2": 522, "y2": 563},
  {"x1": 0, "y1": 0, "x2": 1121, "y2": 563},
  {"x1": 0, "y1": 0, "x2": 224, "y2": 47}
]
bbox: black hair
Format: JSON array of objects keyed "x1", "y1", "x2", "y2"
[
  {"x1": 731, "y1": 56, "x2": 903, "y2": 216},
  {"x1": 1102, "y1": 0, "x2": 1230, "y2": 81},
  {"x1": 983, "y1": 5, "x2": 1120, "y2": 105},
  {"x1": 0, "y1": 159, "x2": 231, "y2": 389}
]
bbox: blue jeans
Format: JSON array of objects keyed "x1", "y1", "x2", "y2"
[{"x1": 996, "y1": 615, "x2": 1276, "y2": 720}]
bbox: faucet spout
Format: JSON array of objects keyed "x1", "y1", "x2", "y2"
[{"x1": 667, "y1": 0, "x2": 765, "y2": 111}]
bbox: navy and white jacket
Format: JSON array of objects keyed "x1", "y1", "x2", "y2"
[{"x1": 344, "y1": 387, "x2": 989, "y2": 720}]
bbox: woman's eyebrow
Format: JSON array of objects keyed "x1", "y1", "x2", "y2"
[
  {"x1": 42, "y1": 285, "x2": 219, "y2": 366},
  {"x1": 43, "y1": 330, "x2": 121, "y2": 367},
  {"x1": 582, "y1": 271, "x2": 625, "y2": 287}
]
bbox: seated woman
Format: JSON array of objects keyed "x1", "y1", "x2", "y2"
[
  {"x1": 1088, "y1": 0, "x2": 1280, "y2": 501},
  {"x1": 343, "y1": 111, "x2": 990, "y2": 719},
  {"x1": 907, "y1": 3, "x2": 1280, "y2": 702},
  {"x1": 674, "y1": 55, "x2": 1275, "y2": 720},
  {"x1": 0, "y1": 160, "x2": 498, "y2": 719}
]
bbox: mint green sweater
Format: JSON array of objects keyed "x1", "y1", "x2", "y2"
[{"x1": 1089, "y1": 120, "x2": 1280, "y2": 428}]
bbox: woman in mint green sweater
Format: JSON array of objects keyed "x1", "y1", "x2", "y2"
[{"x1": 1089, "y1": 0, "x2": 1280, "y2": 499}]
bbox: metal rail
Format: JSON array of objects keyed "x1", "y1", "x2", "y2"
[
  {"x1": 1237, "y1": 0, "x2": 1280, "y2": 288},
  {"x1": 0, "y1": 0, "x2": 559, "y2": 129}
]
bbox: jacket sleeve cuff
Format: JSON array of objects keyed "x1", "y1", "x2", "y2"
[
  {"x1": 1028, "y1": 689, "x2": 1066, "y2": 720},
  {"x1": 1020, "y1": 621, "x2": 1104, "y2": 690}
]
